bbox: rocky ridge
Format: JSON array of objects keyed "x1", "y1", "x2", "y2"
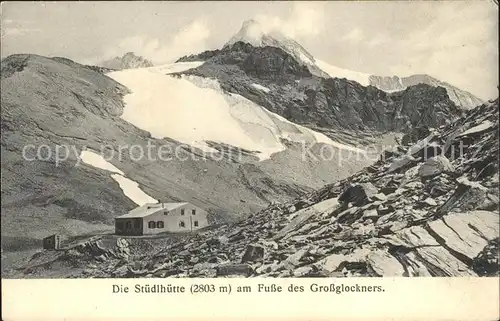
[
  {"x1": 8, "y1": 99, "x2": 498, "y2": 278},
  {"x1": 177, "y1": 41, "x2": 463, "y2": 134},
  {"x1": 101, "y1": 52, "x2": 154, "y2": 70}
]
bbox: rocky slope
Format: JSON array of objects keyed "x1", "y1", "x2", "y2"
[
  {"x1": 1, "y1": 54, "x2": 383, "y2": 271},
  {"x1": 369, "y1": 74, "x2": 484, "y2": 110},
  {"x1": 7, "y1": 99, "x2": 497, "y2": 278},
  {"x1": 100, "y1": 52, "x2": 154, "y2": 70}
]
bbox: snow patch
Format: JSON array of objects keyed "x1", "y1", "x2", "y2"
[
  {"x1": 458, "y1": 120, "x2": 494, "y2": 137},
  {"x1": 190, "y1": 142, "x2": 219, "y2": 154},
  {"x1": 146, "y1": 61, "x2": 204, "y2": 75},
  {"x1": 251, "y1": 83, "x2": 271, "y2": 93},
  {"x1": 111, "y1": 174, "x2": 158, "y2": 206},
  {"x1": 109, "y1": 69, "x2": 283, "y2": 160},
  {"x1": 80, "y1": 150, "x2": 124, "y2": 175},
  {"x1": 263, "y1": 109, "x2": 366, "y2": 154},
  {"x1": 456, "y1": 176, "x2": 488, "y2": 191},
  {"x1": 315, "y1": 59, "x2": 370, "y2": 86},
  {"x1": 79, "y1": 150, "x2": 156, "y2": 206}
]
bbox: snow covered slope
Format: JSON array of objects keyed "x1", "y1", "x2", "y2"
[{"x1": 107, "y1": 63, "x2": 364, "y2": 161}]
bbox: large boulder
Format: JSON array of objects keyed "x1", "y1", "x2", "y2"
[
  {"x1": 215, "y1": 263, "x2": 253, "y2": 277},
  {"x1": 338, "y1": 182, "x2": 378, "y2": 207},
  {"x1": 241, "y1": 244, "x2": 265, "y2": 263}
]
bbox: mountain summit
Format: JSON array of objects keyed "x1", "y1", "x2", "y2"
[
  {"x1": 369, "y1": 74, "x2": 484, "y2": 110},
  {"x1": 225, "y1": 19, "x2": 270, "y2": 48},
  {"x1": 224, "y1": 19, "x2": 328, "y2": 77}
]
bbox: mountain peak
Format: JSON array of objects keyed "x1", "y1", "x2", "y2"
[
  {"x1": 225, "y1": 19, "x2": 269, "y2": 48},
  {"x1": 223, "y1": 19, "x2": 327, "y2": 76}
]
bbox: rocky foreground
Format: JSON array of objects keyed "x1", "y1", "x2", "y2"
[{"x1": 6, "y1": 99, "x2": 499, "y2": 278}]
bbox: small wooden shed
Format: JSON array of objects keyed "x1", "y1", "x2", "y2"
[{"x1": 43, "y1": 234, "x2": 62, "y2": 250}]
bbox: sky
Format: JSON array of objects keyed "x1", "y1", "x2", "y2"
[{"x1": 1, "y1": 1, "x2": 498, "y2": 100}]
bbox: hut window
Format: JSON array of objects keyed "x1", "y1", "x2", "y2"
[
  {"x1": 134, "y1": 220, "x2": 140, "y2": 228},
  {"x1": 181, "y1": 209, "x2": 185, "y2": 216},
  {"x1": 194, "y1": 221, "x2": 199, "y2": 227},
  {"x1": 125, "y1": 221, "x2": 132, "y2": 230},
  {"x1": 179, "y1": 221, "x2": 185, "y2": 228},
  {"x1": 164, "y1": 211, "x2": 169, "y2": 215},
  {"x1": 157, "y1": 221, "x2": 164, "y2": 228},
  {"x1": 192, "y1": 209, "x2": 196, "y2": 215},
  {"x1": 148, "y1": 221, "x2": 156, "y2": 229}
]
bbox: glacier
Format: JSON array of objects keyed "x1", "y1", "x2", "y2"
[{"x1": 108, "y1": 63, "x2": 365, "y2": 161}]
